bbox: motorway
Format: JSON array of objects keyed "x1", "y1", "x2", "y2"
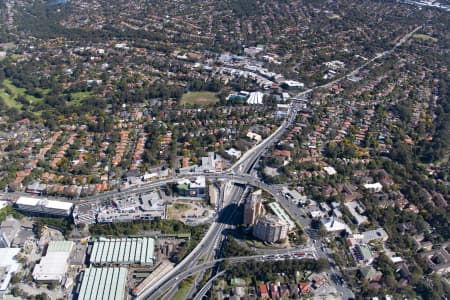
[
  {"x1": 0, "y1": 26, "x2": 421, "y2": 300},
  {"x1": 134, "y1": 27, "x2": 421, "y2": 299}
]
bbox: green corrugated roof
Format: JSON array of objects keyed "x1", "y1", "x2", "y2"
[
  {"x1": 78, "y1": 268, "x2": 127, "y2": 300},
  {"x1": 90, "y1": 237, "x2": 155, "y2": 265}
]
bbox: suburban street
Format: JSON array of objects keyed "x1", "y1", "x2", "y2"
[{"x1": 1, "y1": 25, "x2": 423, "y2": 300}]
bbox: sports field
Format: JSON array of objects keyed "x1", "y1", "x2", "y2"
[{"x1": 180, "y1": 91, "x2": 219, "y2": 106}]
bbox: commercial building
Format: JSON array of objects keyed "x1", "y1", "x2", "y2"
[
  {"x1": 276, "y1": 104, "x2": 290, "y2": 117},
  {"x1": 281, "y1": 187, "x2": 307, "y2": 204},
  {"x1": 253, "y1": 214, "x2": 289, "y2": 243},
  {"x1": 243, "y1": 190, "x2": 265, "y2": 225},
  {"x1": 81, "y1": 191, "x2": 166, "y2": 224},
  {"x1": 90, "y1": 237, "x2": 156, "y2": 266},
  {"x1": 421, "y1": 243, "x2": 450, "y2": 275},
  {"x1": 361, "y1": 228, "x2": 389, "y2": 244},
  {"x1": 281, "y1": 80, "x2": 304, "y2": 89},
  {"x1": 247, "y1": 132, "x2": 262, "y2": 143},
  {"x1": 178, "y1": 152, "x2": 223, "y2": 174},
  {"x1": 175, "y1": 176, "x2": 207, "y2": 198},
  {"x1": 77, "y1": 267, "x2": 128, "y2": 300},
  {"x1": 14, "y1": 196, "x2": 73, "y2": 217},
  {"x1": 32, "y1": 241, "x2": 74, "y2": 283},
  {"x1": 247, "y1": 91, "x2": 264, "y2": 105},
  {"x1": 225, "y1": 148, "x2": 242, "y2": 158},
  {"x1": 0, "y1": 248, "x2": 20, "y2": 295},
  {"x1": 268, "y1": 202, "x2": 296, "y2": 231},
  {"x1": 320, "y1": 217, "x2": 352, "y2": 234},
  {"x1": 196, "y1": 152, "x2": 222, "y2": 173}
]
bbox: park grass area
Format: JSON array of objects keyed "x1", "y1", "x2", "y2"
[
  {"x1": 0, "y1": 88, "x2": 21, "y2": 109},
  {"x1": 180, "y1": 91, "x2": 219, "y2": 106},
  {"x1": 0, "y1": 79, "x2": 43, "y2": 107},
  {"x1": 412, "y1": 34, "x2": 438, "y2": 42},
  {"x1": 69, "y1": 91, "x2": 93, "y2": 103}
]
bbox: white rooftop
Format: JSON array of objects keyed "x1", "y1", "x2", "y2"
[
  {"x1": 283, "y1": 80, "x2": 304, "y2": 87},
  {"x1": 247, "y1": 92, "x2": 264, "y2": 105},
  {"x1": 323, "y1": 166, "x2": 337, "y2": 175},
  {"x1": 0, "y1": 248, "x2": 20, "y2": 291},
  {"x1": 16, "y1": 196, "x2": 40, "y2": 206},
  {"x1": 16, "y1": 196, "x2": 73, "y2": 211},
  {"x1": 33, "y1": 252, "x2": 70, "y2": 282},
  {"x1": 43, "y1": 200, "x2": 74, "y2": 211},
  {"x1": 0, "y1": 201, "x2": 9, "y2": 209},
  {"x1": 363, "y1": 182, "x2": 383, "y2": 191},
  {"x1": 321, "y1": 217, "x2": 351, "y2": 233}
]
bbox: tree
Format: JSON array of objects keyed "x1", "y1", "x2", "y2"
[{"x1": 315, "y1": 257, "x2": 329, "y2": 272}]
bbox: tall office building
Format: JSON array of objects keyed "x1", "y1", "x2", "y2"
[
  {"x1": 243, "y1": 190, "x2": 265, "y2": 225},
  {"x1": 253, "y1": 214, "x2": 289, "y2": 243}
]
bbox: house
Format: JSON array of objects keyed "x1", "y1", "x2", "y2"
[
  {"x1": 299, "y1": 282, "x2": 310, "y2": 294},
  {"x1": 280, "y1": 284, "x2": 290, "y2": 298},
  {"x1": 359, "y1": 266, "x2": 382, "y2": 282},
  {"x1": 273, "y1": 149, "x2": 291, "y2": 161},
  {"x1": 269, "y1": 283, "x2": 279, "y2": 299},
  {"x1": 259, "y1": 284, "x2": 269, "y2": 299},
  {"x1": 323, "y1": 166, "x2": 337, "y2": 176},
  {"x1": 363, "y1": 182, "x2": 383, "y2": 193}
]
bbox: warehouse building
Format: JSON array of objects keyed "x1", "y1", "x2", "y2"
[
  {"x1": 32, "y1": 241, "x2": 74, "y2": 283},
  {"x1": 14, "y1": 196, "x2": 73, "y2": 217},
  {"x1": 77, "y1": 267, "x2": 128, "y2": 300},
  {"x1": 90, "y1": 237, "x2": 156, "y2": 266}
]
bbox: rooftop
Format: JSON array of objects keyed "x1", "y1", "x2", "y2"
[
  {"x1": 78, "y1": 267, "x2": 128, "y2": 300},
  {"x1": 90, "y1": 237, "x2": 155, "y2": 265},
  {"x1": 0, "y1": 248, "x2": 20, "y2": 291}
]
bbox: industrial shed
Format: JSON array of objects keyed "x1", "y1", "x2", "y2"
[
  {"x1": 77, "y1": 267, "x2": 128, "y2": 300},
  {"x1": 90, "y1": 237, "x2": 155, "y2": 266}
]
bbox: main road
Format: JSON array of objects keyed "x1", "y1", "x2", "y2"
[{"x1": 52, "y1": 25, "x2": 420, "y2": 300}]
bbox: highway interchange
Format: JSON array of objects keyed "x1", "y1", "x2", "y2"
[
  {"x1": 0, "y1": 27, "x2": 420, "y2": 300},
  {"x1": 132, "y1": 28, "x2": 421, "y2": 298}
]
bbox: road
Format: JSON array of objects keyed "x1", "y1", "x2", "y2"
[
  {"x1": 1, "y1": 25, "x2": 421, "y2": 300},
  {"x1": 70, "y1": 25, "x2": 423, "y2": 300},
  {"x1": 193, "y1": 270, "x2": 226, "y2": 300},
  {"x1": 148, "y1": 26, "x2": 421, "y2": 300},
  {"x1": 147, "y1": 251, "x2": 318, "y2": 300}
]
